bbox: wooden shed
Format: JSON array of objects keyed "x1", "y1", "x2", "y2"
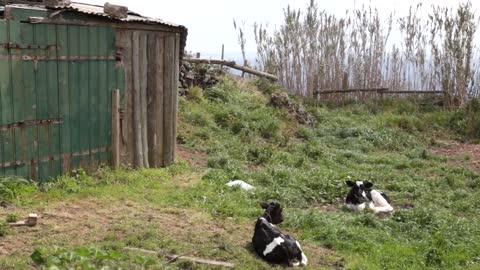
[{"x1": 0, "y1": 1, "x2": 187, "y2": 181}]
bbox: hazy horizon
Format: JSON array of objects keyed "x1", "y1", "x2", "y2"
[{"x1": 75, "y1": 0, "x2": 479, "y2": 57}]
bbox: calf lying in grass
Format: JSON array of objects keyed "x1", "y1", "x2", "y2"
[
  {"x1": 345, "y1": 181, "x2": 394, "y2": 214},
  {"x1": 252, "y1": 202, "x2": 308, "y2": 267}
]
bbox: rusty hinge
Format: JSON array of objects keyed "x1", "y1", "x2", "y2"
[
  {"x1": 0, "y1": 43, "x2": 60, "y2": 50},
  {"x1": 0, "y1": 117, "x2": 63, "y2": 131}
]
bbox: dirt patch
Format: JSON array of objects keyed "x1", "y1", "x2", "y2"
[
  {"x1": 176, "y1": 145, "x2": 208, "y2": 167},
  {"x1": 0, "y1": 198, "x2": 341, "y2": 269},
  {"x1": 430, "y1": 139, "x2": 480, "y2": 173},
  {"x1": 0, "y1": 198, "x2": 116, "y2": 257},
  {"x1": 312, "y1": 203, "x2": 341, "y2": 212}
]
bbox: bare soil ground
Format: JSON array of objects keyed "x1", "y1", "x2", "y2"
[
  {"x1": 430, "y1": 139, "x2": 480, "y2": 173},
  {"x1": 0, "y1": 198, "x2": 337, "y2": 269},
  {"x1": 177, "y1": 145, "x2": 208, "y2": 167}
]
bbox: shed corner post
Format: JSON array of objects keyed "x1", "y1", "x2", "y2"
[{"x1": 111, "y1": 89, "x2": 120, "y2": 168}]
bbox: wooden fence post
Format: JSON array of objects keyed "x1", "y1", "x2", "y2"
[
  {"x1": 220, "y1": 44, "x2": 224, "y2": 69},
  {"x1": 241, "y1": 59, "x2": 247, "y2": 78},
  {"x1": 111, "y1": 89, "x2": 120, "y2": 168}
]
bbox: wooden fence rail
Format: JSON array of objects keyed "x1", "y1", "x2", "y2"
[
  {"x1": 183, "y1": 58, "x2": 278, "y2": 81},
  {"x1": 316, "y1": 88, "x2": 446, "y2": 104},
  {"x1": 317, "y1": 88, "x2": 445, "y2": 95},
  {"x1": 316, "y1": 88, "x2": 389, "y2": 94}
]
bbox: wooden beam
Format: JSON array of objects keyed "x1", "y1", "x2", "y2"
[
  {"x1": 172, "y1": 33, "x2": 180, "y2": 162},
  {"x1": 147, "y1": 34, "x2": 165, "y2": 168},
  {"x1": 163, "y1": 35, "x2": 175, "y2": 166},
  {"x1": 132, "y1": 32, "x2": 144, "y2": 168},
  {"x1": 125, "y1": 247, "x2": 234, "y2": 268},
  {"x1": 383, "y1": 90, "x2": 445, "y2": 94},
  {"x1": 111, "y1": 89, "x2": 120, "y2": 168},
  {"x1": 183, "y1": 58, "x2": 278, "y2": 81},
  {"x1": 317, "y1": 88, "x2": 389, "y2": 94},
  {"x1": 116, "y1": 30, "x2": 135, "y2": 166},
  {"x1": 139, "y1": 33, "x2": 149, "y2": 168}
]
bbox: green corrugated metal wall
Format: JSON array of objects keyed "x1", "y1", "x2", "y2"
[{"x1": 0, "y1": 7, "x2": 125, "y2": 181}]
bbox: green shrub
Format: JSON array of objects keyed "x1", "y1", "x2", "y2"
[
  {"x1": 204, "y1": 85, "x2": 231, "y2": 102},
  {"x1": 256, "y1": 118, "x2": 280, "y2": 139},
  {"x1": 230, "y1": 119, "x2": 248, "y2": 134},
  {"x1": 296, "y1": 126, "x2": 314, "y2": 140},
  {"x1": 255, "y1": 78, "x2": 280, "y2": 94},
  {"x1": 465, "y1": 98, "x2": 480, "y2": 139},
  {"x1": 6, "y1": 213, "x2": 18, "y2": 223},
  {"x1": 0, "y1": 222, "x2": 8, "y2": 237},
  {"x1": 448, "y1": 98, "x2": 480, "y2": 140},
  {"x1": 247, "y1": 145, "x2": 274, "y2": 165},
  {"x1": 0, "y1": 176, "x2": 36, "y2": 202},
  {"x1": 44, "y1": 169, "x2": 94, "y2": 194},
  {"x1": 187, "y1": 86, "x2": 204, "y2": 102},
  {"x1": 184, "y1": 111, "x2": 212, "y2": 126},
  {"x1": 31, "y1": 247, "x2": 158, "y2": 269},
  {"x1": 213, "y1": 109, "x2": 231, "y2": 129},
  {"x1": 207, "y1": 155, "x2": 231, "y2": 169}
]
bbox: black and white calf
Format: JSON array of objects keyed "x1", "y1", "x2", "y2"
[
  {"x1": 252, "y1": 202, "x2": 308, "y2": 267},
  {"x1": 345, "y1": 181, "x2": 394, "y2": 213}
]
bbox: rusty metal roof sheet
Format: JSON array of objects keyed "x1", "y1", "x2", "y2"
[
  {"x1": 65, "y1": 2, "x2": 186, "y2": 30},
  {"x1": 6, "y1": 2, "x2": 187, "y2": 58}
]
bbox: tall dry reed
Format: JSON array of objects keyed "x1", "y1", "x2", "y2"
[{"x1": 250, "y1": 0, "x2": 479, "y2": 106}]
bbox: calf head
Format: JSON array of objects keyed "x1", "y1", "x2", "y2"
[
  {"x1": 260, "y1": 202, "x2": 283, "y2": 224},
  {"x1": 345, "y1": 180, "x2": 373, "y2": 204}
]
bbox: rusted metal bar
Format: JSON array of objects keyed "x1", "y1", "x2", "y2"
[
  {"x1": 0, "y1": 147, "x2": 110, "y2": 169},
  {"x1": 0, "y1": 43, "x2": 59, "y2": 50},
  {"x1": 0, "y1": 118, "x2": 63, "y2": 131},
  {"x1": 22, "y1": 55, "x2": 116, "y2": 61},
  {"x1": 0, "y1": 55, "x2": 116, "y2": 60}
]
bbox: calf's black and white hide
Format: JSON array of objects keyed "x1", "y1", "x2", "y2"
[
  {"x1": 252, "y1": 202, "x2": 308, "y2": 267},
  {"x1": 345, "y1": 181, "x2": 394, "y2": 213}
]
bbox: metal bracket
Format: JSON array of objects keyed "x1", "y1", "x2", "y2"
[{"x1": 0, "y1": 117, "x2": 63, "y2": 131}]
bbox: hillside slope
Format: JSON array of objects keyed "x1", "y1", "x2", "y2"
[{"x1": 0, "y1": 76, "x2": 479, "y2": 269}]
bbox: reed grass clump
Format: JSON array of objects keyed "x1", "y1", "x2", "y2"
[{"x1": 251, "y1": 0, "x2": 479, "y2": 107}]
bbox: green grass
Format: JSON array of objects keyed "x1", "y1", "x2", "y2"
[{"x1": 1, "y1": 77, "x2": 479, "y2": 269}]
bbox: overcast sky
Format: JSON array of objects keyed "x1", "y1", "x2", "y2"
[{"x1": 79, "y1": 0, "x2": 478, "y2": 57}]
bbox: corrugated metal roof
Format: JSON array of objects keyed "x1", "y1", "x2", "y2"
[
  {"x1": 6, "y1": 1, "x2": 187, "y2": 58},
  {"x1": 64, "y1": 2, "x2": 186, "y2": 30}
]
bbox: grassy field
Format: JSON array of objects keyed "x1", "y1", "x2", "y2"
[{"x1": 0, "y1": 76, "x2": 479, "y2": 269}]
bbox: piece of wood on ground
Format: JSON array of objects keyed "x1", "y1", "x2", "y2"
[
  {"x1": 9, "y1": 213, "x2": 38, "y2": 227},
  {"x1": 125, "y1": 247, "x2": 235, "y2": 268}
]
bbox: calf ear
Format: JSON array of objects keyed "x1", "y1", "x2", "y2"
[
  {"x1": 346, "y1": 181, "x2": 355, "y2": 187},
  {"x1": 364, "y1": 181, "x2": 373, "y2": 188},
  {"x1": 259, "y1": 202, "x2": 269, "y2": 209}
]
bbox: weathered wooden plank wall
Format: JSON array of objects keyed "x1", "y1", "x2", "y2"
[{"x1": 119, "y1": 30, "x2": 179, "y2": 168}]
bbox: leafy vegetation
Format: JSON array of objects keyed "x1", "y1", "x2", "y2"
[
  {"x1": 0, "y1": 77, "x2": 479, "y2": 269},
  {"x1": 5, "y1": 213, "x2": 17, "y2": 223},
  {"x1": 31, "y1": 247, "x2": 160, "y2": 270}
]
